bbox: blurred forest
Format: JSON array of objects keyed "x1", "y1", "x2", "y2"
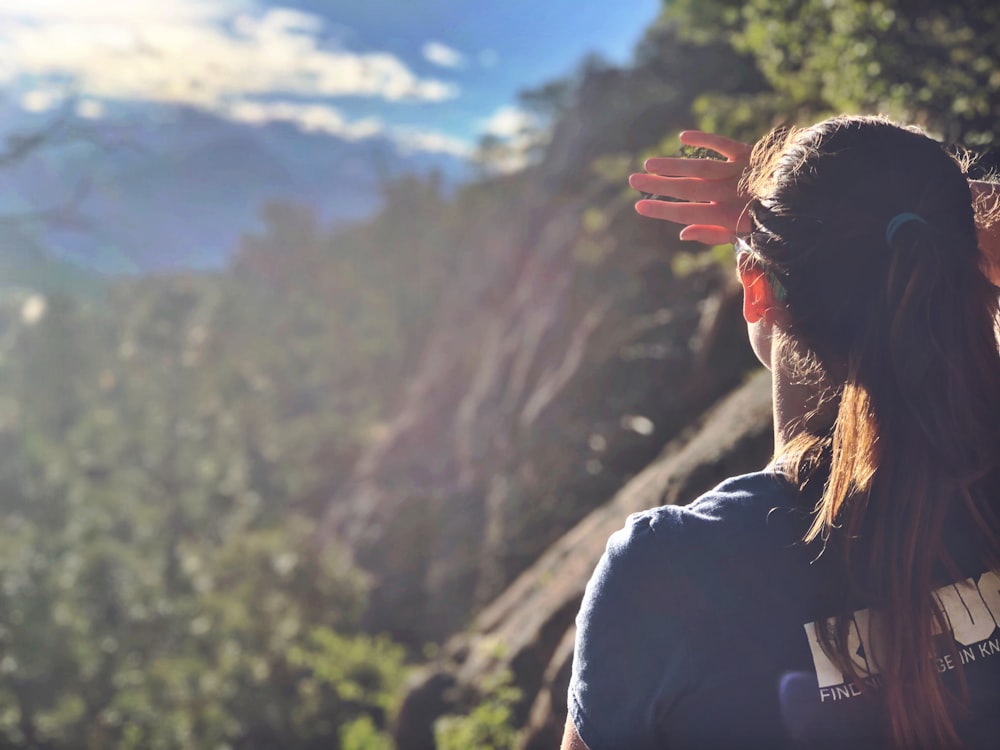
[{"x1": 1, "y1": 1, "x2": 999, "y2": 748}]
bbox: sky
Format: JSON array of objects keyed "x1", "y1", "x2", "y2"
[{"x1": 0, "y1": 0, "x2": 662, "y2": 163}]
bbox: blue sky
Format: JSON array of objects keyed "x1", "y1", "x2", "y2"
[{"x1": 0, "y1": 0, "x2": 661, "y2": 163}]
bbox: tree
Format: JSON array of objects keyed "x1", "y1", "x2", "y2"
[
  {"x1": 665, "y1": 0, "x2": 1000, "y2": 147},
  {"x1": 0, "y1": 270, "x2": 406, "y2": 747}
]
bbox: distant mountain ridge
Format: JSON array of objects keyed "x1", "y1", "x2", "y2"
[
  {"x1": 0, "y1": 106, "x2": 471, "y2": 275},
  {"x1": 0, "y1": 225, "x2": 108, "y2": 298}
]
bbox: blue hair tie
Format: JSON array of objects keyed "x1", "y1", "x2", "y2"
[{"x1": 885, "y1": 212, "x2": 927, "y2": 245}]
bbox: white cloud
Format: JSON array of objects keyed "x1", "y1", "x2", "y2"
[
  {"x1": 479, "y1": 147, "x2": 532, "y2": 175},
  {"x1": 422, "y1": 40, "x2": 465, "y2": 69},
  {"x1": 19, "y1": 87, "x2": 106, "y2": 119},
  {"x1": 245, "y1": 7, "x2": 323, "y2": 35},
  {"x1": 482, "y1": 106, "x2": 539, "y2": 139},
  {"x1": 225, "y1": 100, "x2": 473, "y2": 157},
  {"x1": 0, "y1": 0, "x2": 236, "y2": 22},
  {"x1": 20, "y1": 88, "x2": 65, "y2": 113},
  {"x1": 477, "y1": 105, "x2": 546, "y2": 174},
  {"x1": 0, "y1": 3, "x2": 469, "y2": 158},
  {"x1": 392, "y1": 127, "x2": 472, "y2": 158},
  {"x1": 0, "y1": 4, "x2": 459, "y2": 108},
  {"x1": 225, "y1": 100, "x2": 383, "y2": 141},
  {"x1": 76, "y1": 99, "x2": 105, "y2": 119}
]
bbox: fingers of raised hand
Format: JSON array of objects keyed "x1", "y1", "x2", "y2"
[
  {"x1": 678, "y1": 130, "x2": 751, "y2": 161},
  {"x1": 678, "y1": 225, "x2": 737, "y2": 245},
  {"x1": 641, "y1": 156, "x2": 743, "y2": 181},
  {"x1": 631, "y1": 131, "x2": 753, "y2": 243},
  {"x1": 634, "y1": 198, "x2": 729, "y2": 227},
  {"x1": 629, "y1": 173, "x2": 733, "y2": 204}
]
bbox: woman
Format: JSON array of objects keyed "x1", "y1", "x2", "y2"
[{"x1": 562, "y1": 116, "x2": 1000, "y2": 749}]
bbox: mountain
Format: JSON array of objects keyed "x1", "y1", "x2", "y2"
[
  {"x1": 0, "y1": 106, "x2": 471, "y2": 273},
  {"x1": 0, "y1": 225, "x2": 107, "y2": 298}
]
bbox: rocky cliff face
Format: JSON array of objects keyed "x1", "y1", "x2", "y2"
[
  {"x1": 320, "y1": 100, "x2": 762, "y2": 649},
  {"x1": 393, "y1": 370, "x2": 774, "y2": 750},
  {"x1": 319, "y1": 27, "x2": 765, "y2": 647},
  {"x1": 321, "y1": 219, "x2": 758, "y2": 645}
]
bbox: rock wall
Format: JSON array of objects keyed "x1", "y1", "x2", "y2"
[
  {"x1": 319, "y1": 25, "x2": 767, "y2": 647},
  {"x1": 321, "y1": 175, "x2": 760, "y2": 645}
]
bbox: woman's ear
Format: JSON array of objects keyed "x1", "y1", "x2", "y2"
[{"x1": 737, "y1": 257, "x2": 781, "y2": 324}]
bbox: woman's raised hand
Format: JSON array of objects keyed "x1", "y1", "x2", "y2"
[{"x1": 629, "y1": 131, "x2": 752, "y2": 245}]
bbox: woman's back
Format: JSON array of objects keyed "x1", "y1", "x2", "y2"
[
  {"x1": 566, "y1": 116, "x2": 1000, "y2": 749},
  {"x1": 570, "y1": 473, "x2": 1000, "y2": 749}
]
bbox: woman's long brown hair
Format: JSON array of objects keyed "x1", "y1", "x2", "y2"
[{"x1": 742, "y1": 116, "x2": 1000, "y2": 748}]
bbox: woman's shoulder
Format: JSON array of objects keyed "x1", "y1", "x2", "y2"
[
  {"x1": 618, "y1": 470, "x2": 803, "y2": 552},
  {"x1": 586, "y1": 470, "x2": 809, "y2": 617},
  {"x1": 572, "y1": 471, "x2": 810, "y2": 750}
]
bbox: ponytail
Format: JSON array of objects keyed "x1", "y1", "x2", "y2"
[{"x1": 746, "y1": 116, "x2": 1000, "y2": 748}]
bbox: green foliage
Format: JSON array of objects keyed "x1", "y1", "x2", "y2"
[
  {"x1": 672, "y1": 244, "x2": 734, "y2": 278},
  {"x1": 434, "y1": 671, "x2": 521, "y2": 750},
  {"x1": 289, "y1": 628, "x2": 406, "y2": 716},
  {"x1": 0, "y1": 166, "x2": 497, "y2": 748},
  {"x1": 665, "y1": 0, "x2": 1000, "y2": 146},
  {"x1": 0, "y1": 231, "x2": 409, "y2": 747},
  {"x1": 340, "y1": 716, "x2": 394, "y2": 750}
]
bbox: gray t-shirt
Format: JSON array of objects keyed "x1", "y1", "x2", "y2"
[{"x1": 569, "y1": 471, "x2": 1000, "y2": 749}]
